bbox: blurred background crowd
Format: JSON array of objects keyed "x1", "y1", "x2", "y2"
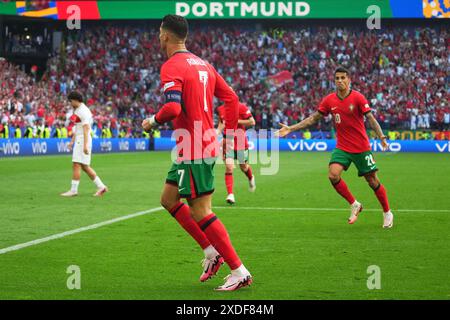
[{"x1": 1, "y1": 23, "x2": 449, "y2": 139}]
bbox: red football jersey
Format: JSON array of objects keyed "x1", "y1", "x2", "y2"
[
  {"x1": 160, "y1": 51, "x2": 239, "y2": 161},
  {"x1": 318, "y1": 90, "x2": 372, "y2": 153},
  {"x1": 217, "y1": 103, "x2": 252, "y2": 150}
]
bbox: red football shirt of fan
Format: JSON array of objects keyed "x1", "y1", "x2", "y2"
[
  {"x1": 160, "y1": 51, "x2": 239, "y2": 161},
  {"x1": 217, "y1": 103, "x2": 252, "y2": 150},
  {"x1": 318, "y1": 90, "x2": 372, "y2": 153}
]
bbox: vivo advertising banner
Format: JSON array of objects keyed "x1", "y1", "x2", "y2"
[
  {"x1": 0, "y1": 138, "x2": 149, "y2": 157},
  {"x1": 153, "y1": 138, "x2": 450, "y2": 153},
  {"x1": 1, "y1": 138, "x2": 450, "y2": 158}
]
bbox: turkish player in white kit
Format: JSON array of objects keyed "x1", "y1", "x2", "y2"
[{"x1": 61, "y1": 91, "x2": 108, "y2": 197}]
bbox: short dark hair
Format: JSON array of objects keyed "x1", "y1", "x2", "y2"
[
  {"x1": 334, "y1": 66, "x2": 350, "y2": 76},
  {"x1": 161, "y1": 14, "x2": 189, "y2": 39},
  {"x1": 68, "y1": 91, "x2": 83, "y2": 102}
]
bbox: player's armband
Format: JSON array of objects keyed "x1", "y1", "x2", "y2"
[{"x1": 165, "y1": 90, "x2": 182, "y2": 104}]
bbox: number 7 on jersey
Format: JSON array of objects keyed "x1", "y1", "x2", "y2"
[{"x1": 199, "y1": 71, "x2": 208, "y2": 112}]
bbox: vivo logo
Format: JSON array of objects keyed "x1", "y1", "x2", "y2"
[
  {"x1": 119, "y1": 141, "x2": 129, "y2": 151},
  {"x1": 288, "y1": 140, "x2": 328, "y2": 151},
  {"x1": 135, "y1": 141, "x2": 146, "y2": 151},
  {"x1": 436, "y1": 142, "x2": 450, "y2": 153},
  {"x1": 57, "y1": 141, "x2": 70, "y2": 153},
  {"x1": 370, "y1": 142, "x2": 401, "y2": 152},
  {"x1": 100, "y1": 141, "x2": 112, "y2": 152},
  {"x1": 0, "y1": 141, "x2": 20, "y2": 155},
  {"x1": 32, "y1": 142, "x2": 47, "y2": 154}
]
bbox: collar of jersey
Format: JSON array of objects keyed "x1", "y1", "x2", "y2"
[
  {"x1": 172, "y1": 50, "x2": 190, "y2": 56},
  {"x1": 336, "y1": 89, "x2": 352, "y2": 101}
]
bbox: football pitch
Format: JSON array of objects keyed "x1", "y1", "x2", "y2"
[{"x1": 0, "y1": 151, "x2": 449, "y2": 300}]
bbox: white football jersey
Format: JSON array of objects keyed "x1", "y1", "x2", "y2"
[{"x1": 73, "y1": 103, "x2": 93, "y2": 138}]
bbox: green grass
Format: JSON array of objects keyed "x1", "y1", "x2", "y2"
[{"x1": 0, "y1": 151, "x2": 449, "y2": 300}]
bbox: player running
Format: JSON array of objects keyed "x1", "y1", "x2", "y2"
[
  {"x1": 275, "y1": 67, "x2": 394, "y2": 228},
  {"x1": 61, "y1": 91, "x2": 108, "y2": 197},
  {"x1": 216, "y1": 102, "x2": 256, "y2": 204},
  {"x1": 142, "y1": 15, "x2": 252, "y2": 291}
]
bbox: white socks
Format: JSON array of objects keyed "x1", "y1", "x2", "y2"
[
  {"x1": 204, "y1": 245, "x2": 219, "y2": 260},
  {"x1": 70, "y1": 176, "x2": 105, "y2": 193},
  {"x1": 93, "y1": 176, "x2": 105, "y2": 189},
  {"x1": 71, "y1": 180, "x2": 79, "y2": 193},
  {"x1": 232, "y1": 264, "x2": 250, "y2": 277}
]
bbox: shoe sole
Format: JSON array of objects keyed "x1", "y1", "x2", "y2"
[
  {"x1": 383, "y1": 219, "x2": 394, "y2": 229},
  {"x1": 215, "y1": 276, "x2": 253, "y2": 291},
  {"x1": 348, "y1": 205, "x2": 363, "y2": 224},
  {"x1": 94, "y1": 188, "x2": 108, "y2": 197},
  {"x1": 226, "y1": 199, "x2": 235, "y2": 205}
]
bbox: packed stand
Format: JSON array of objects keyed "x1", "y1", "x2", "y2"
[{"x1": 0, "y1": 24, "x2": 449, "y2": 140}]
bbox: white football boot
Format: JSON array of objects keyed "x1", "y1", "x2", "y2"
[
  {"x1": 383, "y1": 211, "x2": 394, "y2": 229},
  {"x1": 348, "y1": 201, "x2": 363, "y2": 224},
  {"x1": 226, "y1": 193, "x2": 235, "y2": 205},
  {"x1": 60, "y1": 190, "x2": 78, "y2": 197}
]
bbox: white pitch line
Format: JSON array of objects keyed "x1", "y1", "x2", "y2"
[
  {"x1": 214, "y1": 206, "x2": 450, "y2": 213},
  {"x1": 0, "y1": 207, "x2": 164, "y2": 256}
]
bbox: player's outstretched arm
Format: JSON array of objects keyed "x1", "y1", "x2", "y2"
[
  {"x1": 275, "y1": 111, "x2": 323, "y2": 137},
  {"x1": 366, "y1": 112, "x2": 388, "y2": 151}
]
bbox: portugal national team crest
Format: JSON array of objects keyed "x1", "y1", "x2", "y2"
[{"x1": 349, "y1": 104, "x2": 355, "y2": 112}]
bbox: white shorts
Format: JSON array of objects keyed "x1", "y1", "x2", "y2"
[{"x1": 72, "y1": 137, "x2": 92, "y2": 165}]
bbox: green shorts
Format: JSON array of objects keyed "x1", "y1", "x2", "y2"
[
  {"x1": 224, "y1": 149, "x2": 249, "y2": 164},
  {"x1": 166, "y1": 159, "x2": 216, "y2": 199},
  {"x1": 329, "y1": 148, "x2": 378, "y2": 177}
]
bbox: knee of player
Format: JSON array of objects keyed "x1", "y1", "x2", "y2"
[
  {"x1": 369, "y1": 179, "x2": 380, "y2": 190},
  {"x1": 328, "y1": 172, "x2": 340, "y2": 183},
  {"x1": 239, "y1": 164, "x2": 248, "y2": 172},
  {"x1": 225, "y1": 165, "x2": 234, "y2": 174},
  {"x1": 160, "y1": 196, "x2": 175, "y2": 211}
]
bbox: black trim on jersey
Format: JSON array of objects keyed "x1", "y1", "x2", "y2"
[
  {"x1": 329, "y1": 162, "x2": 349, "y2": 171},
  {"x1": 165, "y1": 179, "x2": 178, "y2": 186},
  {"x1": 360, "y1": 168, "x2": 379, "y2": 177},
  {"x1": 336, "y1": 89, "x2": 353, "y2": 101},
  {"x1": 363, "y1": 110, "x2": 372, "y2": 115},
  {"x1": 172, "y1": 50, "x2": 190, "y2": 56},
  {"x1": 179, "y1": 189, "x2": 215, "y2": 200}
]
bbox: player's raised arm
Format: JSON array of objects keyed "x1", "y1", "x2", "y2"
[
  {"x1": 275, "y1": 111, "x2": 323, "y2": 138},
  {"x1": 365, "y1": 112, "x2": 388, "y2": 151}
]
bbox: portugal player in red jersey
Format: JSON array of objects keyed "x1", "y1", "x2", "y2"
[
  {"x1": 142, "y1": 15, "x2": 252, "y2": 290},
  {"x1": 276, "y1": 67, "x2": 394, "y2": 228},
  {"x1": 216, "y1": 102, "x2": 256, "y2": 204}
]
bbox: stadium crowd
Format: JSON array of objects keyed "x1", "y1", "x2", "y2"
[{"x1": 1, "y1": 24, "x2": 449, "y2": 139}]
